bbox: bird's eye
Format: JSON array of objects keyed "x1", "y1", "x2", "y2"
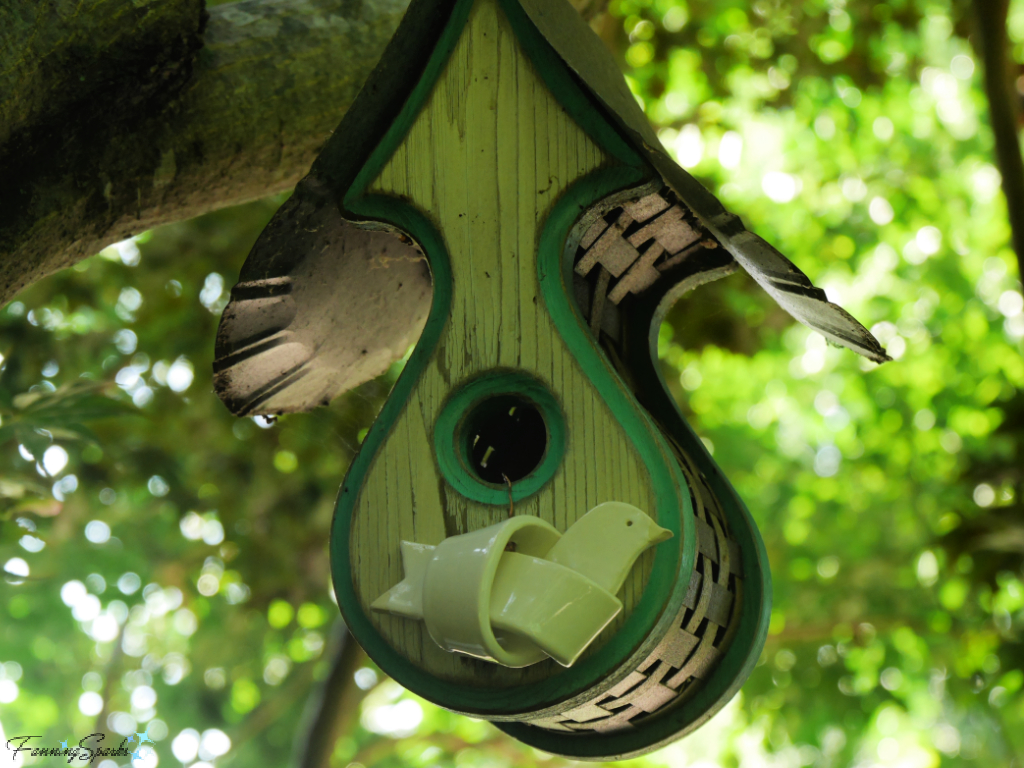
[{"x1": 626, "y1": 520, "x2": 633, "y2": 527}]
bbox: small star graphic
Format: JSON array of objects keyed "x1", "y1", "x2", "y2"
[
  {"x1": 126, "y1": 734, "x2": 134, "y2": 743},
  {"x1": 60, "y1": 739, "x2": 68, "y2": 749},
  {"x1": 136, "y1": 730, "x2": 154, "y2": 745},
  {"x1": 131, "y1": 749, "x2": 142, "y2": 761}
]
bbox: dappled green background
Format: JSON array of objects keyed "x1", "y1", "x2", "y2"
[{"x1": 3, "y1": 0, "x2": 1024, "y2": 766}]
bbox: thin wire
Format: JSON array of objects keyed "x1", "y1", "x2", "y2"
[{"x1": 502, "y1": 473, "x2": 514, "y2": 517}]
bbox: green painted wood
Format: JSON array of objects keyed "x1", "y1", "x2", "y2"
[{"x1": 331, "y1": 0, "x2": 698, "y2": 716}]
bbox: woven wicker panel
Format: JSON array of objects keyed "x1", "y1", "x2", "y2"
[
  {"x1": 521, "y1": 188, "x2": 743, "y2": 733},
  {"x1": 573, "y1": 189, "x2": 719, "y2": 337},
  {"x1": 524, "y1": 440, "x2": 742, "y2": 733}
]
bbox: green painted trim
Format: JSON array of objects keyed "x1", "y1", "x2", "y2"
[
  {"x1": 434, "y1": 371, "x2": 566, "y2": 505},
  {"x1": 342, "y1": 3, "x2": 471, "y2": 209},
  {"x1": 331, "y1": 0, "x2": 696, "y2": 717},
  {"x1": 310, "y1": 0, "x2": 460, "y2": 197}
]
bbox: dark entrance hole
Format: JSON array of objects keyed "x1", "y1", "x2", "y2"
[{"x1": 463, "y1": 395, "x2": 547, "y2": 485}]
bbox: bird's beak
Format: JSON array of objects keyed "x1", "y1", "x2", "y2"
[{"x1": 650, "y1": 525, "x2": 673, "y2": 544}]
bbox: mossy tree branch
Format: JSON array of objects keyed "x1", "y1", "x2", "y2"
[{"x1": 0, "y1": 0, "x2": 411, "y2": 305}]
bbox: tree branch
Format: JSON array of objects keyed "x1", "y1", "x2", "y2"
[
  {"x1": 292, "y1": 620, "x2": 368, "y2": 768},
  {"x1": 0, "y1": 0, "x2": 411, "y2": 306},
  {"x1": 974, "y1": 0, "x2": 1024, "y2": 287},
  {"x1": 91, "y1": 626, "x2": 125, "y2": 741}
]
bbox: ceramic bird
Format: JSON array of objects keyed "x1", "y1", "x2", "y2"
[{"x1": 372, "y1": 502, "x2": 672, "y2": 668}]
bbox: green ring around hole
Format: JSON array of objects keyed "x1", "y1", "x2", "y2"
[{"x1": 434, "y1": 370, "x2": 566, "y2": 505}]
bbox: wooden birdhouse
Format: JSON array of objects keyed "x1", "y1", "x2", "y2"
[{"x1": 214, "y1": 0, "x2": 888, "y2": 759}]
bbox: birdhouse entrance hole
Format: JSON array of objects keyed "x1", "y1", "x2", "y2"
[{"x1": 463, "y1": 395, "x2": 547, "y2": 484}]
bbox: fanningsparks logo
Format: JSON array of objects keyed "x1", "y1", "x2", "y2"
[{"x1": 5, "y1": 731, "x2": 155, "y2": 764}]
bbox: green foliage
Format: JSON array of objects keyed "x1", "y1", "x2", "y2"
[
  {"x1": 0, "y1": 201, "x2": 405, "y2": 767},
  {"x1": 2, "y1": 1, "x2": 1024, "y2": 767}
]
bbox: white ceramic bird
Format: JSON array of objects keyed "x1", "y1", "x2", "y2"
[{"x1": 372, "y1": 501, "x2": 672, "y2": 667}]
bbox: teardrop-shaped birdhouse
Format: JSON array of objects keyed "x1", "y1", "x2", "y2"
[{"x1": 215, "y1": 0, "x2": 888, "y2": 759}]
